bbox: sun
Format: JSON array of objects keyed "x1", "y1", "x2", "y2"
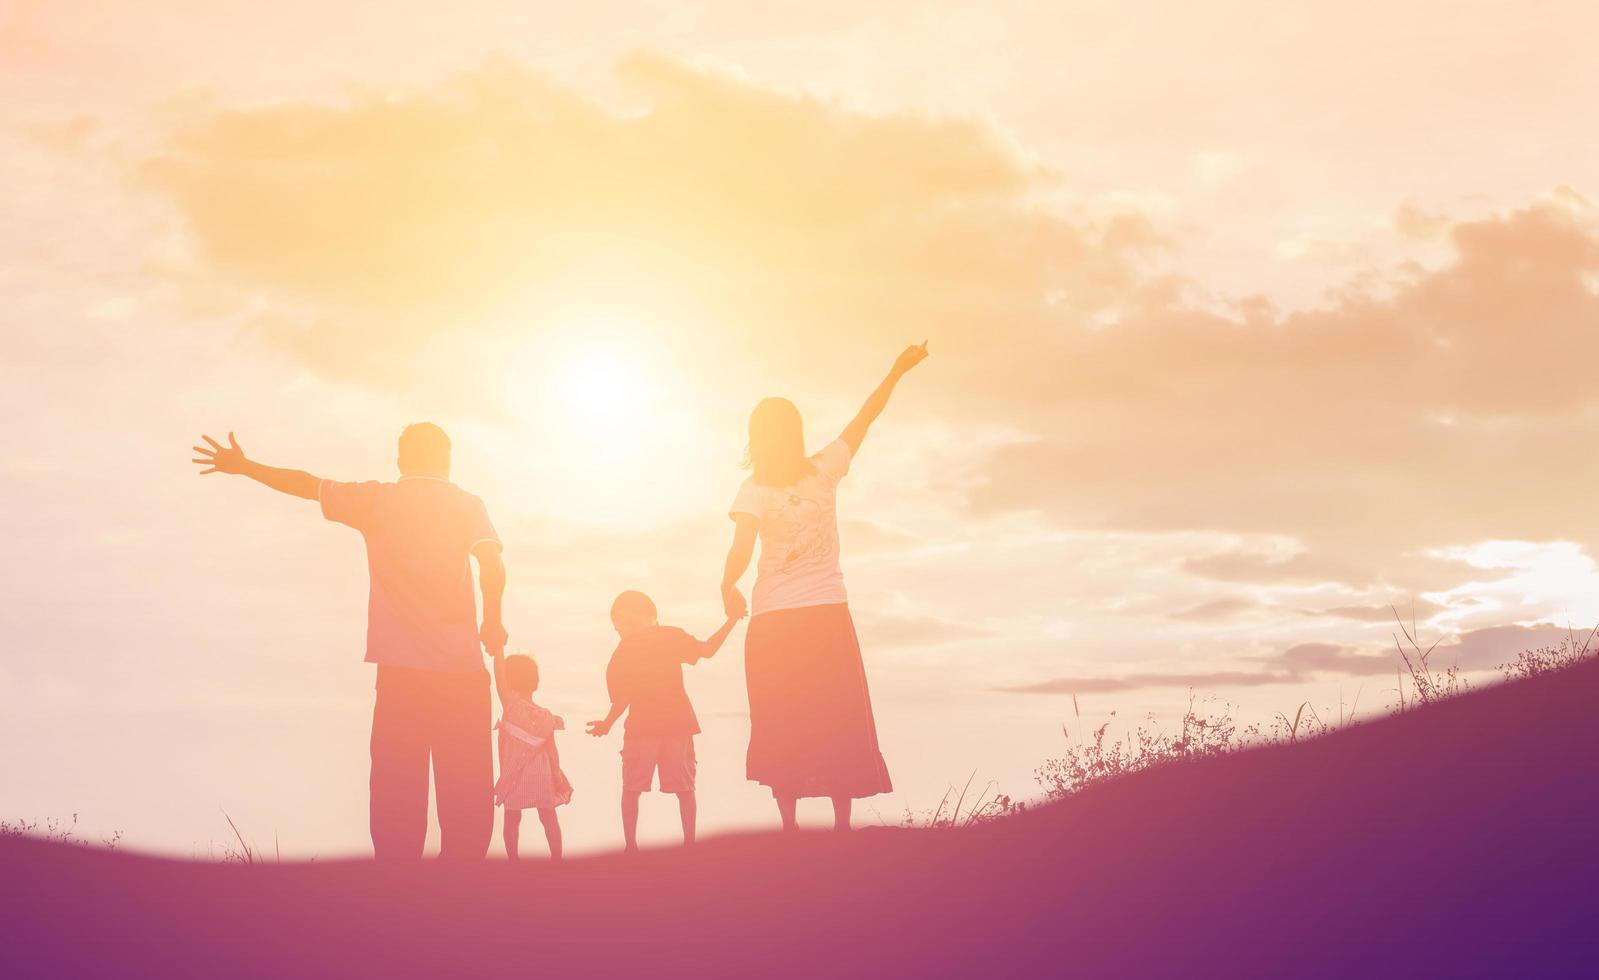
[
  {"x1": 494, "y1": 317, "x2": 715, "y2": 527},
  {"x1": 499, "y1": 318, "x2": 660, "y2": 434},
  {"x1": 555, "y1": 345, "x2": 646, "y2": 428}
]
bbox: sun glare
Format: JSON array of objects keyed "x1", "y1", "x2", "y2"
[
  {"x1": 556, "y1": 346, "x2": 645, "y2": 427},
  {"x1": 496, "y1": 318, "x2": 713, "y2": 527},
  {"x1": 500, "y1": 317, "x2": 660, "y2": 433}
]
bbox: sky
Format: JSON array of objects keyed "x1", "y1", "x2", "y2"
[{"x1": 5, "y1": 0, "x2": 1599, "y2": 857}]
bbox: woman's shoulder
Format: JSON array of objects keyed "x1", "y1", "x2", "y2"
[
  {"x1": 809, "y1": 439, "x2": 852, "y2": 483},
  {"x1": 730, "y1": 474, "x2": 772, "y2": 517}
]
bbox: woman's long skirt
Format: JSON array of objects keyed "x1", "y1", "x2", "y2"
[{"x1": 744, "y1": 602, "x2": 893, "y2": 799}]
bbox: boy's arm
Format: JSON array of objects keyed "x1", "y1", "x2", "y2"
[
  {"x1": 586, "y1": 700, "x2": 627, "y2": 737},
  {"x1": 191, "y1": 433, "x2": 321, "y2": 500},
  {"x1": 690, "y1": 617, "x2": 740, "y2": 663}
]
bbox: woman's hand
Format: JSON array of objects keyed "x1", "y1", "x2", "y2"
[
  {"x1": 722, "y1": 584, "x2": 749, "y2": 620},
  {"x1": 891, "y1": 341, "x2": 929, "y2": 377}
]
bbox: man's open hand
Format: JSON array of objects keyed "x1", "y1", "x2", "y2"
[
  {"x1": 585, "y1": 719, "x2": 612, "y2": 737},
  {"x1": 192, "y1": 433, "x2": 248, "y2": 475}
]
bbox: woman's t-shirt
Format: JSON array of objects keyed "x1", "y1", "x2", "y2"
[{"x1": 729, "y1": 439, "x2": 852, "y2": 616}]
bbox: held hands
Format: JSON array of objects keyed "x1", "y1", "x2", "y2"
[
  {"x1": 722, "y1": 584, "x2": 748, "y2": 620},
  {"x1": 891, "y1": 341, "x2": 929, "y2": 378},
  {"x1": 191, "y1": 432, "x2": 248, "y2": 475},
  {"x1": 585, "y1": 718, "x2": 613, "y2": 738},
  {"x1": 480, "y1": 620, "x2": 508, "y2": 657}
]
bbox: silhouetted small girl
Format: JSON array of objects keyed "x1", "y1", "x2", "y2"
[{"x1": 490, "y1": 651, "x2": 572, "y2": 859}]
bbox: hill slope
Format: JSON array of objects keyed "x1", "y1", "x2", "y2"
[{"x1": 4, "y1": 661, "x2": 1596, "y2": 977}]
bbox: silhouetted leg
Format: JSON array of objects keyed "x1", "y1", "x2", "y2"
[
  {"x1": 370, "y1": 669, "x2": 429, "y2": 861},
  {"x1": 678, "y1": 791, "x2": 697, "y2": 845},
  {"x1": 538, "y1": 807, "x2": 562, "y2": 860},
  {"x1": 776, "y1": 795, "x2": 798, "y2": 832},
  {"x1": 434, "y1": 673, "x2": 493, "y2": 862},
  {"x1": 503, "y1": 809, "x2": 521, "y2": 861},
  {"x1": 622, "y1": 790, "x2": 641, "y2": 852},
  {"x1": 832, "y1": 796, "x2": 852, "y2": 832}
]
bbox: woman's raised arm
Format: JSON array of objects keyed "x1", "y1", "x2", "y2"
[{"x1": 839, "y1": 342, "x2": 929, "y2": 456}]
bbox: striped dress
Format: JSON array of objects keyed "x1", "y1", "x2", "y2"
[{"x1": 493, "y1": 698, "x2": 573, "y2": 810}]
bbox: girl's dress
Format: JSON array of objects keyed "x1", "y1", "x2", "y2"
[{"x1": 494, "y1": 697, "x2": 573, "y2": 810}]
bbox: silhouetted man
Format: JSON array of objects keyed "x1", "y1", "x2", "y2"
[{"x1": 192, "y1": 424, "x2": 506, "y2": 861}]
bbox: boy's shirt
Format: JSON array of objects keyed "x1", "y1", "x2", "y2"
[{"x1": 606, "y1": 625, "x2": 703, "y2": 736}]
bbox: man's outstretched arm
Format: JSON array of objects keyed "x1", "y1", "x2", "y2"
[{"x1": 191, "y1": 432, "x2": 320, "y2": 500}]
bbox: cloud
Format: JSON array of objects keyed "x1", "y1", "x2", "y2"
[
  {"x1": 0, "y1": 0, "x2": 46, "y2": 63},
  {"x1": 1302, "y1": 601, "x2": 1442, "y2": 623},
  {"x1": 1395, "y1": 200, "x2": 1450, "y2": 241},
  {"x1": 1180, "y1": 551, "x2": 1364, "y2": 586},
  {"x1": 136, "y1": 53, "x2": 1599, "y2": 589},
  {"x1": 852, "y1": 611, "x2": 996, "y2": 649},
  {"x1": 1170, "y1": 597, "x2": 1257, "y2": 622},
  {"x1": 840, "y1": 519, "x2": 918, "y2": 554},
  {"x1": 140, "y1": 54, "x2": 1153, "y2": 397},
  {"x1": 966, "y1": 199, "x2": 1599, "y2": 563},
  {"x1": 19, "y1": 114, "x2": 95, "y2": 153},
  {"x1": 995, "y1": 670, "x2": 1279, "y2": 695},
  {"x1": 996, "y1": 640, "x2": 1393, "y2": 694},
  {"x1": 1269, "y1": 642, "x2": 1391, "y2": 677},
  {"x1": 996, "y1": 619, "x2": 1588, "y2": 696},
  {"x1": 1430, "y1": 624, "x2": 1575, "y2": 671}
]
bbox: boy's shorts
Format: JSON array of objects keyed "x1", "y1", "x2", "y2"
[{"x1": 621, "y1": 731, "x2": 696, "y2": 793}]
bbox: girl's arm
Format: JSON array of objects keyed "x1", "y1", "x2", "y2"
[
  {"x1": 721, "y1": 517, "x2": 758, "y2": 620},
  {"x1": 489, "y1": 649, "x2": 514, "y2": 713},
  {"x1": 838, "y1": 343, "x2": 929, "y2": 456}
]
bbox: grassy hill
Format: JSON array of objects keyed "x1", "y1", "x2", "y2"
[{"x1": 3, "y1": 659, "x2": 1595, "y2": 977}]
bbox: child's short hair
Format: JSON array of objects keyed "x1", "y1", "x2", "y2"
[
  {"x1": 610, "y1": 590, "x2": 657, "y2": 623},
  {"x1": 505, "y1": 654, "x2": 539, "y2": 693}
]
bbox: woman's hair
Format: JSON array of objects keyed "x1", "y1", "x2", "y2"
[
  {"x1": 744, "y1": 397, "x2": 816, "y2": 487},
  {"x1": 505, "y1": 655, "x2": 539, "y2": 694}
]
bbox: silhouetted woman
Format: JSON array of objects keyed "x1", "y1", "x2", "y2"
[{"x1": 721, "y1": 342, "x2": 929, "y2": 831}]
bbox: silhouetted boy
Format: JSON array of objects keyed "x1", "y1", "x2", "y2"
[{"x1": 587, "y1": 591, "x2": 736, "y2": 851}]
